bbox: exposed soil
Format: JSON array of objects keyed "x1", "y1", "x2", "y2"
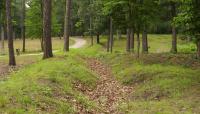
[{"x1": 74, "y1": 58, "x2": 133, "y2": 113}]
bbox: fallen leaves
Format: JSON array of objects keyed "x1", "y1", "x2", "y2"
[{"x1": 74, "y1": 58, "x2": 133, "y2": 113}]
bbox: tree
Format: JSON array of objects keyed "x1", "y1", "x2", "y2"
[
  {"x1": 26, "y1": 0, "x2": 61, "y2": 51},
  {"x1": 109, "y1": 16, "x2": 113, "y2": 53},
  {"x1": 42, "y1": 0, "x2": 53, "y2": 58},
  {"x1": 174, "y1": 0, "x2": 200, "y2": 58},
  {"x1": 170, "y1": 1, "x2": 177, "y2": 53},
  {"x1": 6, "y1": 0, "x2": 16, "y2": 66},
  {"x1": 0, "y1": 0, "x2": 5, "y2": 55},
  {"x1": 64, "y1": 0, "x2": 72, "y2": 52},
  {"x1": 21, "y1": 0, "x2": 26, "y2": 52}
]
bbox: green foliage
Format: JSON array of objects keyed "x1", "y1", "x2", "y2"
[
  {"x1": 26, "y1": 0, "x2": 61, "y2": 38},
  {"x1": 174, "y1": 0, "x2": 200, "y2": 42}
]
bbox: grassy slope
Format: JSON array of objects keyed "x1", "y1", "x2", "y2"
[
  {"x1": 101, "y1": 53, "x2": 200, "y2": 114},
  {"x1": 0, "y1": 53, "x2": 99, "y2": 114},
  {"x1": 84, "y1": 35, "x2": 200, "y2": 114}
]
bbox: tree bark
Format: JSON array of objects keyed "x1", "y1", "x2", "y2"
[
  {"x1": 171, "y1": 27, "x2": 177, "y2": 53},
  {"x1": 43, "y1": 0, "x2": 53, "y2": 59},
  {"x1": 107, "y1": 34, "x2": 110, "y2": 52},
  {"x1": 13, "y1": 31, "x2": 15, "y2": 40},
  {"x1": 197, "y1": 41, "x2": 200, "y2": 58},
  {"x1": 0, "y1": 12, "x2": 3, "y2": 55},
  {"x1": 64, "y1": 0, "x2": 71, "y2": 52},
  {"x1": 142, "y1": 26, "x2": 148, "y2": 53},
  {"x1": 126, "y1": 28, "x2": 131, "y2": 52},
  {"x1": 1, "y1": 27, "x2": 5, "y2": 54},
  {"x1": 21, "y1": 0, "x2": 26, "y2": 52},
  {"x1": 117, "y1": 30, "x2": 119, "y2": 40},
  {"x1": 3, "y1": 25, "x2": 7, "y2": 40},
  {"x1": 40, "y1": 1, "x2": 44, "y2": 51},
  {"x1": 40, "y1": 37, "x2": 44, "y2": 51},
  {"x1": 130, "y1": 28, "x2": 134, "y2": 52},
  {"x1": 119, "y1": 30, "x2": 122, "y2": 39},
  {"x1": 97, "y1": 33, "x2": 100, "y2": 44},
  {"x1": 0, "y1": 8, "x2": 1, "y2": 51},
  {"x1": 109, "y1": 17, "x2": 113, "y2": 53},
  {"x1": 117, "y1": 29, "x2": 121, "y2": 40},
  {"x1": 6, "y1": 0, "x2": 16, "y2": 66},
  {"x1": 171, "y1": 2, "x2": 177, "y2": 53},
  {"x1": 137, "y1": 32, "x2": 140, "y2": 58},
  {"x1": 90, "y1": 17, "x2": 93, "y2": 46}
]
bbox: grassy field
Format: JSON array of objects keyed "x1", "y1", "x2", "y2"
[
  {"x1": 1, "y1": 37, "x2": 75, "y2": 54},
  {"x1": 99, "y1": 34, "x2": 197, "y2": 54},
  {"x1": 0, "y1": 34, "x2": 199, "y2": 113}
]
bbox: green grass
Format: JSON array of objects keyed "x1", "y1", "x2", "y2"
[
  {"x1": 0, "y1": 54, "x2": 99, "y2": 114},
  {"x1": 99, "y1": 34, "x2": 196, "y2": 54}
]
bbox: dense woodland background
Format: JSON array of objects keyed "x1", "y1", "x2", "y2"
[
  {"x1": 0, "y1": 0, "x2": 200, "y2": 64},
  {"x1": 0, "y1": 0, "x2": 200, "y2": 113}
]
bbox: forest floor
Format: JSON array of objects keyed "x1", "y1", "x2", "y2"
[
  {"x1": 0, "y1": 35, "x2": 199, "y2": 114},
  {"x1": 74, "y1": 58, "x2": 133, "y2": 113}
]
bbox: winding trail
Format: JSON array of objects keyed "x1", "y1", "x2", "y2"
[
  {"x1": 0, "y1": 37, "x2": 86, "y2": 57},
  {"x1": 21, "y1": 37, "x2": 86, "y2": 56}
]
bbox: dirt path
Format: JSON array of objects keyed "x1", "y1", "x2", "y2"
[
  {"x1": 69, "y1": 37, "x2": 86, "y2": 49},
  {"x1": 0, "y1": 37, "x2": 86, "y2": 57},
  {"x1": 19, "y1": 37, "x2": 86, "y2": 56},
  {"x1": 75, "y1": 58, "x2": 133, "y2": 113}
]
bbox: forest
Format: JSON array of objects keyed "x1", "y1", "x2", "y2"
[{"x1": 0, "y1": 0, "x2": 200, "y2": 113}]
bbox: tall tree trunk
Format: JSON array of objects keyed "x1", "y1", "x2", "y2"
[
  {"x1": 0, "y1": 12, "x2": 3, "y2": 55},
  {"x1": 90, "y1": 17, "x2": 93, "y2": 46},
  {"x1": 3, "y1": 25, "x2": 7, "y2": 40},
  {"x1": 0, "y1": 26, "x2": 1, "y2": 54},
  {"x1": 64, "y1": 0, "x2": 71, "y2": 52},
  {"x1": 171, "y1": 27, "x2": 177, "y2": 53},
  {"x1": 40, "y1": 37, "x2": 44, "y2": 51},
  {"x1": 171, "y1": 2, "x2": 177, "y2": 53},
  {"x1": 109, "y1": 17, "x2": 113, "y2": 53},
  {"x1": 142, "y1": 25, "x2": 148, "y2": 53},
  {"x1": 117, "y1": 30, "x2": 119, "y2": 40},
  {"x1": 43, "y1": 0, "x2": 53, "y2": 59},
  {"x1": 40, "y1": 1, "x2": 44, "y2": 51},
  {"x1": 97, "y1": 32, "x2": 100, "y2": 44},
  {"x1": 21, "y1": 0, "x2": 26, "y2": 52},
  {"x1": 107, "y1": 34, "x2": 110, "y2": 52},
  {"x1": 197, "y1": 41, "x2": 200, "y2": 58},
  {"x1": 130, "y1": 28, "x2": 134, "y2": 52},
  {"x1": 1, "y1": 27, "x2": 5, "y2": 55},
  {"x1": 119, "y1": 30, "x2": 122, "y2": 39},
  {"x1": 117, "y1": 29, "x2": 122, "y2": 40},
  {"x1": 137, "y1": 32, "x2": 140, "y2": 58},
  {"x1": 126, "y1": 28, "x2": 131, "y2": 52},
  {"x1": 6, "y1": 0, "x2": 16, "y2": 66},
  {"x1": 13, "y1": 31, "x2": 15, "y2": 40}
]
